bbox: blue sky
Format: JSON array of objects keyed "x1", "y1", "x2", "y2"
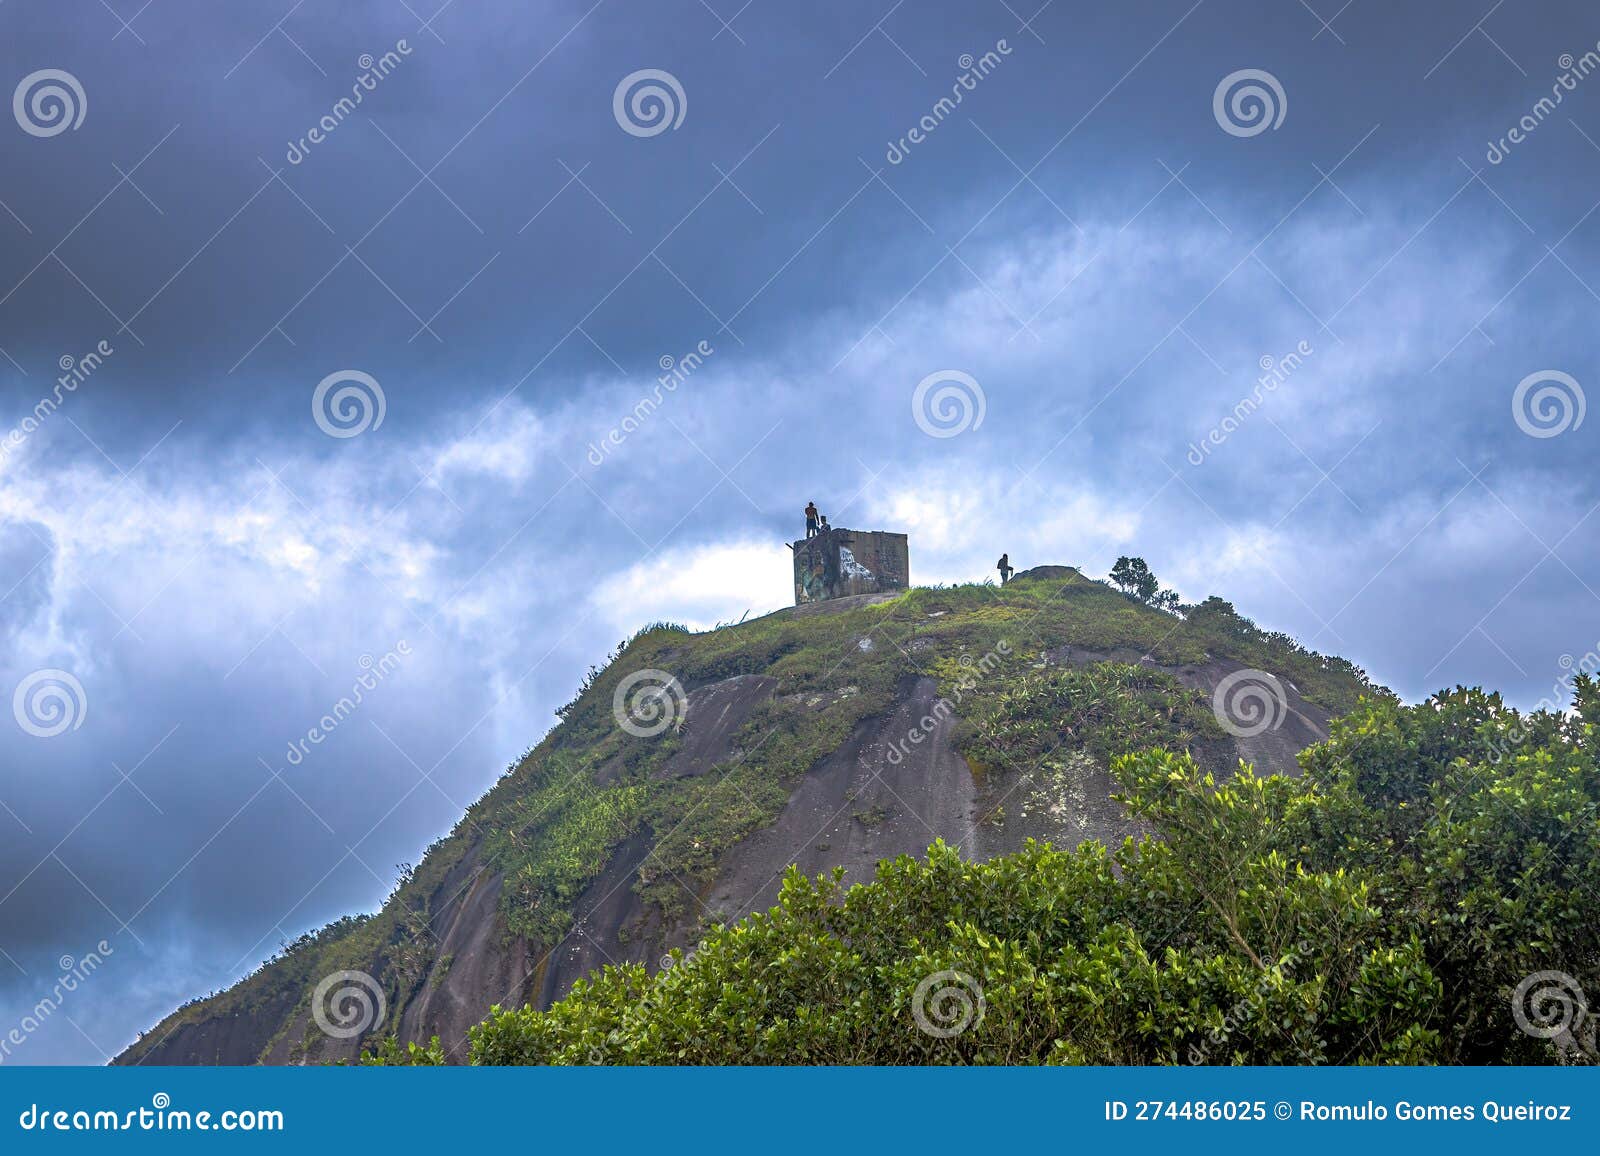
[{"x1": 1, "y1": 0, "x2": 1598, "y2": 1063}]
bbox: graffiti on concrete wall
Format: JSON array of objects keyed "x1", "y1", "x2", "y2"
[{"x1": 793, "y1": 527, "x2": 909, "y2": 605}]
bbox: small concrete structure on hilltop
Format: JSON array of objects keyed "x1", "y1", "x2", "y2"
[{"x1": 792, "y1": 526, "x2": 909, "y2": 605}]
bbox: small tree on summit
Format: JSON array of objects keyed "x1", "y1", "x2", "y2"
[
  {"x1": 1110, "y1": 556, "x2": 1158, "y2": 602},
  {"x1": 1110, "y1": 556, "x2": 1181, "y2": 614}
]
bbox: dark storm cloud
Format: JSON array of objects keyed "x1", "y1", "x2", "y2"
[{"x1": 2, "y1": 0, "x2": 1599, "y2": 1061}]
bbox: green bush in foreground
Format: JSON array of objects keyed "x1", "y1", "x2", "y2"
[{"x1": 454, "y1": 679, "x2": 1599, "y2": 1066}]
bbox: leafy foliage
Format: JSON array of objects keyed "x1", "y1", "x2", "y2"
[
  {"x1": 1109, "y1": 556, "x2": 1180, "y2": 612},
  {"x1": 1109, "y1": 555, "x2": 1160, "y2": 602},
  {"x1": 470, "y1": 684, "x2": 1600, "y2": 1065},
  {"x1": 355, "y1": 1035, "x2": 446, "y2": 1066}
]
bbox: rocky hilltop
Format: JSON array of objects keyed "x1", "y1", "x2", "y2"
[{"x1": 116, "y1": 567, "x2": 1380, "y2": 1064}]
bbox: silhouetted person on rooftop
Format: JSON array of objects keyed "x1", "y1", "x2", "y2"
[
  {"x1": 805, "y1": 501, "x2": 819, "y2": 537},
  {"x1": 818, "y1": 515, "x2": 830, "y2": 533},
  {"x1": 997, "y1": 554, "x2": 1013, "y2": 585}
]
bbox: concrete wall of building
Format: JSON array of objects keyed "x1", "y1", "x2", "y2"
[{"x1": 793, "y1": 528, "x2": 909, "y2": 604}]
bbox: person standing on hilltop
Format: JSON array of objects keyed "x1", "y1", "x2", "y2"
[
  {"x1": 805, "y1": 501, "x2": 819, "y2": 537},
  {"x1": 997, "y1": 553, "x2": 1013, "y2": 585}
]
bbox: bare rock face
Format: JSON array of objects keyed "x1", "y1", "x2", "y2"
[
  {"x1": 655, "y1": 675, "x2": 778, "y2": 780},
  {"x1": 702, "y1": 675, "x2": 980, "y2": 924},
  {"x1": 120, "y1": 989, "x2": 300, "y2": 1067},
  {"x1": 396, "y1": 853, "x2": 535, "y2": 1060}
]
